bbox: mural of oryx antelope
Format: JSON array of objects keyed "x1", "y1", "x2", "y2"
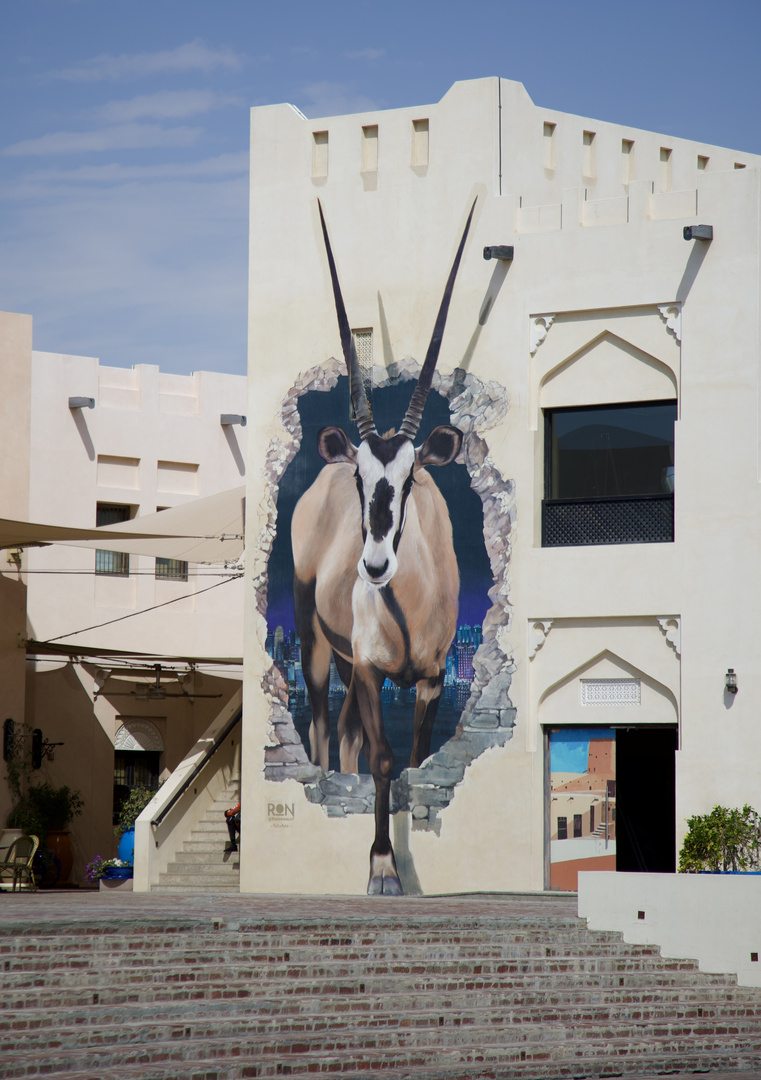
[{"x1": 290, "y1": 199, "x2": 476, "y2": 895}]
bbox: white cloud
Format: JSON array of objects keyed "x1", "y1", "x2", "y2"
[
  {"x1": 4, "y1": 123, "x2": 204, "y2": 157},
  {"x1": 300, "y1": 82, "x2": 381, "y2": 119},
  {"x1": 4, "y1": 153, "x2": 249, "y2": 191},
  {"x1": 47, "y1": 40, "x2": 243, "y2": 82},
  {"x1": 0, "y1": 173, "x2": 249, "y2": 375},
  {"x1": 344, "y1": 49, "x2": 386, "y2": 61},
  {"x1": 98, "y1": 90, "x2": 242, "y2": 123}
]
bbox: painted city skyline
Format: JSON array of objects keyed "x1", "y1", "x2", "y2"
[{"x1": 266, "y1": 621, "x2": 485, "y2": 693}]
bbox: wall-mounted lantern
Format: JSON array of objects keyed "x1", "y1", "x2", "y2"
[
  {"x1": 68, "y1": 397, "x2": 95, "y2": 409},
  {"x1": 483, "y1": 246, "x2": 514, "y2": 261},
  {"x1": 31, "y1": 728, "x2": 64, "y2": 768},
  {"x1": 725, "y1": 668, "x2": 738, "y2": 695},
  {"x1": 683, "y1": 225, "x2": 713, "y2": 242},
  {"x1": 220, "y1": 414, "x2": 247, "y2": 427}
]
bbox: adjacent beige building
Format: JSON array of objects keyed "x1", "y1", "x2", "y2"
[{"x1": 1, "y1": 330, "x2": 246, "y2": 884}]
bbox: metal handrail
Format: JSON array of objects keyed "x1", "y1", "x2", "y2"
[{"x1": 150, "y1": 708, "x2": 241, "y2": 828}]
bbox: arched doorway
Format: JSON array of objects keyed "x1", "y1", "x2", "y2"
[{"x1": 113, "y1": 719, "x2": 164, "y2": 827}]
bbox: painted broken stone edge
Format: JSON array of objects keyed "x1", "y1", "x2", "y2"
[{"x1": 256, "y1": 354, "x2": 515, "y2": 832}]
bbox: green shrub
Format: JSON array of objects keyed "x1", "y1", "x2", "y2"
[
  {"x1": 114, "y1": 785, "x2": 157, "y2": 836},
  {"x1": 678, "y1": 804, "x2": 761, "y2": 873},
  {"x1": 26, "y1": 783, "x2": 84, "y2": 832}
]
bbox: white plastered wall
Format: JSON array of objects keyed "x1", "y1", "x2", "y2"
[{"x1": 243, "y1": 76, "x2": 761, "y2": 895}]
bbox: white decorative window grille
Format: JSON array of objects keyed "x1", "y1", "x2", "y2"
[
  {"x1": 350, "y1": 328, "x2": 373, "y2": 416},
  {"x1": 581, "y1": 678, "x2": 641, "y2": 707}
]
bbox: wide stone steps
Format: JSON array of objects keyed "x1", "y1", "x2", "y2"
[
  {"x1": 151, "y1": 784, "x2": 240, "y2": 893},
  {"x1": 2, "y1": 897, "x2": 761, "y2": 1078}
]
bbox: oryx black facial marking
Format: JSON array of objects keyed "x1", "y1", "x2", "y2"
[
  {"x1": 394, "y1": 470, "x2": 415, "y2": 553},
  {"x1": 369, "y1": 478, "x2": 394, "y2": 542},
  {"x1": 354, "y1": 469, "x2": 366, "y2": 540},
  {"x1": 365, "y1": 432, "x2": 409, "y2": 465}
]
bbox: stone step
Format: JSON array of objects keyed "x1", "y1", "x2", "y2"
[
  {"x1": 171, "y1": 853, "x2": 240, "y2": 867},
  {"x1": 153, "y1": 877, "x2": 239, "y2": 891},
  {"x1": 176, "y1": 839, "x2": 237, "y2": 853},
  {"x1": 149, "y1": 883, "x2": 240, "y2": 894},
  {"x1": 5, "y1": 1028, "x2": 761, "y2": 1080},
  {"x1": 163, "y1": 858, "x2": 240, "y2": 873},
  {"x1": 0, "y1": 924, "x2": 669, "y2": 954},
  {"x1": 2, "y1": 962, "x2": 742, "y2": 1001},
  {"x1": 2, "y1": 939, "x2": 677, "y2": 968},
  {"x1": 5, "y1": 996, "x2": 761, "y2": 1055},
  {"x1": 189, "y1": 820, "x2": 232, "y2": 834},
  {"x1": 0, "y1": 948, "x2": 726, "y2": 981},
  {"x1": 3, "y1": 989, "x2": 760, "y2": 1032}
]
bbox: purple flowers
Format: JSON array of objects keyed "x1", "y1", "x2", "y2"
[{"x1": 84, "y1": 856, "x2": 130, "y2": 885}]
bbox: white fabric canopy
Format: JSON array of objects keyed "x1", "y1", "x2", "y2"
[{"x1": 1, "y1": 486, "x2": 245, "y2": 564}]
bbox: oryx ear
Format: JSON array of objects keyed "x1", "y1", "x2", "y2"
[
  {"x1": 317, "y1": 426, "x2": 358, "y2": 464},
  {"x1": 415, "y1": 425, "x2": 463, "y2": 467}
]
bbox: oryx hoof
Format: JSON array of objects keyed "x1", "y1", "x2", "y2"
[
  {"x1": 367, "y1": 872, "x2": 404, "y2": 896},
  {"x1": 367, "y1": 851, "x2": 403, "y2": 896}
]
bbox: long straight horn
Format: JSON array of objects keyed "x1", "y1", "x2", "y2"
[
  {"x1": 318, "y1": 200, "x2": 376, "y2": 440},
  {"x1": 399, "y1": 197, "x2": 477, "y2": 442}
]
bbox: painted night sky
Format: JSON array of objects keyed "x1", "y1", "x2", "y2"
[{"x1": 266, "y1": 377, "x2": 493, "y2": 636}]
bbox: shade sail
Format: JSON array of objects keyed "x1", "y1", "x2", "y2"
[
  {"x1": 0, "y1": 486, "x2": 245, "y2": 564},
  {"x1": 25, "y1": 639, "x2": 242, "y2": 665}
]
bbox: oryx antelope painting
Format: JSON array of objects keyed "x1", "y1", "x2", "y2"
[{"x1": 287, "y1": 200, "x2": 477, "y2": 895}]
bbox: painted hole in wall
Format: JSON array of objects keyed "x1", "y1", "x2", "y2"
[{"x1": 266, "y1": 376, "x2": 493, "y2": 779}]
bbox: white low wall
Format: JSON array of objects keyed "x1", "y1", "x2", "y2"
[{"x1": 578, "y1": 871, "x2": 761, "y2": 988}]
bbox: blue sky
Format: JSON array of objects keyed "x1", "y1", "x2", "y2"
[{"x1": 2, "y1": 0, "x2": 760, "y2": 376}]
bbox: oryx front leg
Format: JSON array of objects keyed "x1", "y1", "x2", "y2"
[
  {"x1": 337, "y1": 675, "x2": 363, "y2": 774},
  {"x1": 294, "y1": 576, "x2": 332, "y2": 770},
  {"x1": 411, "y1": 672, "x2": 445, "y2": 768},
  {"x1": 353, "y1": 662, "x2": 402, "y2": 896}
]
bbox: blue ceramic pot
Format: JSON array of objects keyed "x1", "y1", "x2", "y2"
[
  {"x1": 103, "y1": 865, "x2": 133, "y2": 880},
  {"x1": 117, "y1": 826, "x2": 135, "y2": 865}
]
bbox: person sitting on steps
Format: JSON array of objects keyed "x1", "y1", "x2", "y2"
[{"x1": 224, "y1": 802, "x2": 240, "y2": 853}]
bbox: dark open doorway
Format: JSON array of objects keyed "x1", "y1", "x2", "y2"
[
  {"x1": 113, "y1": 750, "x2": 161, "y2": 827},
  {"x1": 616, "y1": 727, "x2": 677, "y2": 873}
]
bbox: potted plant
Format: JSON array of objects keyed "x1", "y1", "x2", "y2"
[
  {"x1": 25, "y1": 782, "x2": 84, "y2": 884},
  {"x1": 678, "y1": 804, "x2": 761, "y2": 873},
  {"x1": 114, "y1": 785, "x2": 157, "y2": 865},
  {"x1": 84, "y1": 855, "x2": 133, "y2": 887}
]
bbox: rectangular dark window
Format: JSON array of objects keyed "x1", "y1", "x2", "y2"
[
  {"x1": 557, "y1": 816, "x2": 568, "y2": 840},
  {"x1": 95, "y1": 504, "x2": 131, "y2": 575},
  {"x1": 543, "y1": 400, "x2": 676, "y2": 546},
  {"x1": 573, "y1": 814, "x2": 583, "y2": 838},
  {"x1": 154, "y1": 508, "x2": 188, "y2": 580},
  {"x1": 155, "y1": 558, "x2": 189, "y2": 581},
  {"x1": 590, "y1": 804, "x2": 595, "y2": 833}
]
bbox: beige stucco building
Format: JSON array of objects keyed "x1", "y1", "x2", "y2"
[
  {"x1": 5, "y1": 75, "x2": 760, "y2": 900},
  {"x1": 241, "y1": 76, "x2": 761, "y2": 896},
  {"x1": 0, "y1": 319, "x2": 246, "y2": 884}
]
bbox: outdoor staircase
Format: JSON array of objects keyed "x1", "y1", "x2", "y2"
[
  {"x1": 1, "y1": 892, "x2": 761, "y2": 1078},
  {"x1": 151, "y1": 782, "x2": 240, "y2": 893}
]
